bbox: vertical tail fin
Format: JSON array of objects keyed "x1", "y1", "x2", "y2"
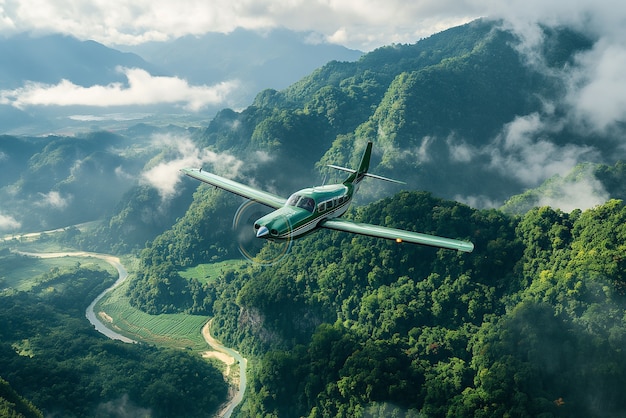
[
  {"x1": 344, "y1": 141, "x2": 372, "y2": 185},
  {"x1": 327, "y1": 141, "x2": 405, "y2": 185}
]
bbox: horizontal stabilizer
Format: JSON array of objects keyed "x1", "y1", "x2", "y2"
[{"x1": 327, "y1": 164, "x2": 406, "y2": 184}]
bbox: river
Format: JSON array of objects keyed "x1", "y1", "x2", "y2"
[
  {"x1": 16, "y1": 250, "x2": 246, "y2": 417},
  {"x1": 16, "y1": 251, "x2": 134, "y2": 342}
]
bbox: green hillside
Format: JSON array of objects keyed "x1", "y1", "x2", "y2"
[
  {"x1": 0, "y1": 377, "x2": 42, "y2": 418},
  {"x1": 129, "y1": 183, "x2": 626, "y2": 416},
  {"x1": 117, "y1": 18, "x2": 626, "y2": 417},
  {"x1": 192, "y1": 19, "x2": 601, "y2": 205}
]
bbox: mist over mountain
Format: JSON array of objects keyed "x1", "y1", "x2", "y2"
[
  {"x1": 186, "y1": 19, "x2": 621, "y2": 211},
  {"x1": 3, "y1": 18, "x2": 626, "y2": 242}
]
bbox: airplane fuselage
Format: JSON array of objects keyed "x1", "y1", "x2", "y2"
[
  {"x1": 254, "y1": 182, "x2": 355, "y2": 241},
  {"x1": 181, "y1": 141, "x2": 474, "y2": 253}
]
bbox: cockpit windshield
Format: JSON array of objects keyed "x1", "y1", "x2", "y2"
[{"x1": 287, "y1": 194, "x2": 316, "y2": 213}]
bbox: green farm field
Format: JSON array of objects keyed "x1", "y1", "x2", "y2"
[
  {"x1": 96, "y1": 278, "x2": 210, "y2": 352},
  {"x1": 179, "y1": 259, "x2": 247, "y2": 284}
]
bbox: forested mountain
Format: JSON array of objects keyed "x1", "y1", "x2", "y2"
[
  {"x1": 189, "y1": 19, "x2": 611, "y2": 207},
  {"x1": 116, "y1": 18, "x2": 626, "y2": 417}
]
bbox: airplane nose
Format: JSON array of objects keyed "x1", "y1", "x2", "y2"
[{"x1": 256, "y1": 226, "x2": 269, "y2": 238}]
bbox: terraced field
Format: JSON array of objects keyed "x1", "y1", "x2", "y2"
[{"x1": 95, "y1": 278, "x2": 209, "y2": 351}]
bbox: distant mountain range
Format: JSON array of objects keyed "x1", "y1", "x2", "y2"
[
  {"x1": 121, "y1": 28, "x2": 362, "y2": 97},
  {"x1": 0, "y1": 29, "x2": 362, "y2": 134},
  {"x1": 0, "y1": 33, "x2": 159, "y2": 89}
]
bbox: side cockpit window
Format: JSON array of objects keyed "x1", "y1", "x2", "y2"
[
  {"x1": 297, "y1": 197, "x2": 315, "y2": 212},
  {"x1": 287, "y1": 194, "x2": 315, "y2": 212},
  {"x1": 317, "y1": 194, "x2": 349, "y2": 213}
]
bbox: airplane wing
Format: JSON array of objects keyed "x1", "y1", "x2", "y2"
[
  {"x1": 181, "y1": 168, "x2": 286, "y2": 209},
  {"x1": 321, "y1": 218, "x2": 474, "y2": 252}
]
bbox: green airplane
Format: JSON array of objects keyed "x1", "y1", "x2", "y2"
[{"x1": 181, "y1": 141, "x2": 474, "y2": 252}]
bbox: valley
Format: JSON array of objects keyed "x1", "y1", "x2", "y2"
[
  {"x1": 0, "y1": 238, "x2": 230, "y2": 417},
  {"x1": 4, "y1": 241, "x2": 248, "y2": 417}
]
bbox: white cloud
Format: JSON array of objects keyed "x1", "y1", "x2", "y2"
[
  {"x1": 0, "y1": 67, "x2": 239, "y2": 111},
  {"x1": 537, "y1": 175, "x2": 609, "y2": 213},
  {"x1": 447, "y1": 135, "x2": 476, "y2": 163},
  {"x1": 0, "y1": 212, "x2": 21, "y2": 231},
  {"x1": 484, "y1": 1, "x2": 626, "y2": 135},
  {"x1": 36, "y1": 191, "x2": 71, "y2": 209},
  {"x1": 68, "y1": 113, "x2": 151, "y2": 122},
  {"x1": 115, "y1": 166, "x2": 134, "y2": 181},
  {"x1": 488, "y1": 114, "x2": 599, "y2": 186},
  {"x1": 0, "y1": 0, "x2": 481, "y2": 50},
  {"x1": 140, "y1": 134, "x2": 244, "y2": 200},
  {"x1": 566, "y1": 41, "x2": 626, "y2": 134},
  {"x1": 1, "y1": 0, "x2": 625, "y2": 52}
]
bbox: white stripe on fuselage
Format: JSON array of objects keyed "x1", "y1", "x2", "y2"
[{"x1": 275, "y1": 197, "x2": 351, "y2": 240}]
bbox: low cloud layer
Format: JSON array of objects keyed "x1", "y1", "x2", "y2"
[
  {"x1": 140, "y1": 134, "x2": 244, "y2": 200},
  {"x1": 487, "y1": 114, "x2": 600, "y2": 186},
  {"x1": 536, "y1": 174, "x2": 610, "y2": 213},
  {"x1": 566, "y1": 42, "x2": 626, "y2": 134},
  {"x1": 36, "y1": 191, "x2": 71, "y2": 209},
  {"x1": 0, "y1": 67, "x2": 238, "y2": 111},
  {"x1": 0, "y1": 212, "x2": 21, "y2": 231}
]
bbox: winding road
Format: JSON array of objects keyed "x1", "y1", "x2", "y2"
[{"x1": 16, "y1": 249, "x2": 247, "y2": 417}]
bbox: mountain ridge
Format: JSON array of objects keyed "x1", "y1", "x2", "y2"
[{"x1": 195, "y1": 19, "x2": 607, "y2": 209}]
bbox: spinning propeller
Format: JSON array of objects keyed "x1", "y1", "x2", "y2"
[{"x1": 232, "y1": 200, "x2": 293, "y2": 265}]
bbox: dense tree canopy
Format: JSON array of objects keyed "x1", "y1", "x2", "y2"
[{"x1": 130, "y1": 185, "x2": 626, "y2": 417}]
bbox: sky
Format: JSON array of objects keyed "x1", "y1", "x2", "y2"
[
  {"x1": 0, "y1": 0, "x2": 480, "y2": 50},
  {"x1": 0, "y1": 0, "x2": 619, "y2": 52}
]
